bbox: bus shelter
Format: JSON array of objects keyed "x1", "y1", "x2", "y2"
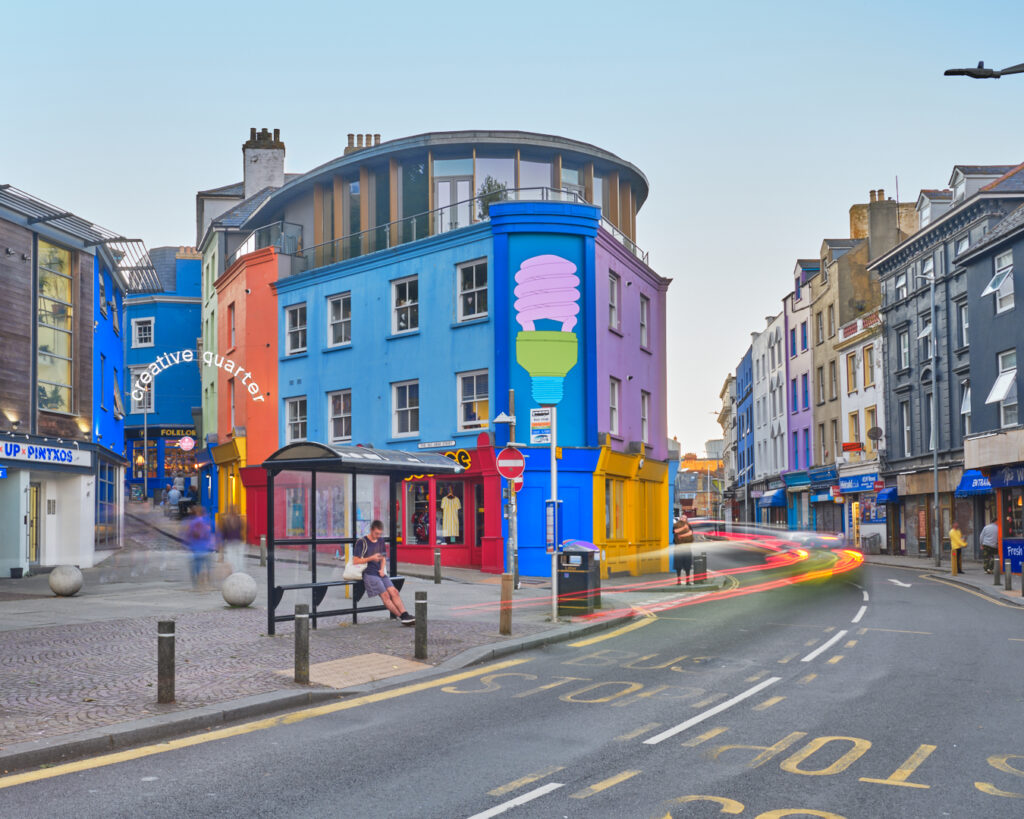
[{"x1": 262, "y1": 442, "x2": 463, "y2": 634}]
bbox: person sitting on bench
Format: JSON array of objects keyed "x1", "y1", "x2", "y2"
[{"x1": 354, "y1": 520, "x2": 415, "y2": 626}]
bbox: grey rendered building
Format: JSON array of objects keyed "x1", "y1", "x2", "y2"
[{"x1": 869, "y1": 164, "x2": 1024, "y2": 558}]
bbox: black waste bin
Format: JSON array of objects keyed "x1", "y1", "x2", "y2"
[
  {"x1": 693, "y1": 551, "x2": 708, "y2": 582},
  {"x1": 557, "y1": 541, "x2": 601, "y2": 615}
]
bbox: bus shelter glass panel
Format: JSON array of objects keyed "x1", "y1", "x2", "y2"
[{"x1": 356, "y1": 474, "x2": 390, "y2": 538}]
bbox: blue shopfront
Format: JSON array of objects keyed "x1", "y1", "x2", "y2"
[
  {"x1": 783, "y1": 471, "x2": 809, "y2": 530},
  {"x1": 838, "y1": 471, "x2": 887, "y2": 552},
  {"x1": 809, "y1": 466, "x2": 842, "y2": 533},
  {"x1": 989, "y1": 464, "x2": 1024, "y2": 573}
]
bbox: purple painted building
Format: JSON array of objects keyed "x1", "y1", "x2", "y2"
[{"x1": 782, "y1": 259, "x2": 818, "y2": 527}]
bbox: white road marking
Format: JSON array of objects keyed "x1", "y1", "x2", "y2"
[
  {"x1": 862, "y1": 590, "x2": 870, "y2": 602},
  {"x1": 801, "y1": 630, "x2": 848, "y2": 662},
  {"x1": 889, "y1": 578, "x2": 912, "y2": 588},
  {"x1": 643, "y1": 677, "x2": 781, "y2": 745},
  {"x1": 467, "y1": 783, "x2": 565, "y2": 818},
  {"x1": 851, "y1": 605, "x2": 867, "y2": 624}
]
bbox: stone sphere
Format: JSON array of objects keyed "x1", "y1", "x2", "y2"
[
  {"x1": 222, "y1": 572, "x2": 258, "y2": 607},
  {"x1": 49, "y1": 565, "x2": 84, "y2": 596}
]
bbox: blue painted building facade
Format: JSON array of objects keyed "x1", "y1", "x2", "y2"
[
  {"x1": 735, "y1": 346, "x2": 754, "y2": 521},
  {"x1": 124, "y1": 247, "x2": 203, "y2": 501}
]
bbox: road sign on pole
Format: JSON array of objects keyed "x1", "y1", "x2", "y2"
[{"x1": 496, "y1": 447, "x2": 526, "y2": 480}]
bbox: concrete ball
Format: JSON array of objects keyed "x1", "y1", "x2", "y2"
[
  {"x1": 222, "y1": 572, "x2": 258, "y2": 607},
  {"x1": 49, "y1": 565, "x2": 84, "y2": 597}
]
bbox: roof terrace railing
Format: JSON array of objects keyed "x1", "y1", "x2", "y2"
[{"x1": 232, "y1": 186, "x2": 649, "y2": 275}]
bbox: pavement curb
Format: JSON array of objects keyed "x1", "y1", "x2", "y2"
[
  {"x1": 0, "y1": 608, "x2": 636, "y2": 775},
  {"x1": 922, "y1": 572, "x2": 1024, "y2": 607}
]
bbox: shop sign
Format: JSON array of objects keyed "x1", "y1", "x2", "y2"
[
  {"x1": 126, "y1": 427, "x2": 196, "y2": 440},
  {"x1": 842, "y1": 441, "x2": 864, "y2": 452},
  {"x1": 129, "y1": 350, "x2": 267, "y2": 405},
  {"x1": 810, "y1": 493, "x2": 832, "y2": 503},
  {"x1": 989, "y1": 465, "x2": 1024, "y2": 488},
  {"x1": 750, "y1": 490, "x2": 764, "y2": 498},
  {"x1": 178, "y1": 436, "x2": 195, "y2": 452},
  {"x1": 530, "y1": 407, "x2": 552, "y2": 444},
  {"x1": 403, "y1": 448, "x2": 471, "y2": 481},
  {"x1": 0, "y1": 466, "x2": 6, "y2": 478},
  {"x1": 873, "y1": 480, "x2": 885, "y2": 491},
  {"x1": 1005, "y1": 542, "x2": 1024, "y2": 573},
  {"x1": 2, "y1": 441, "x2": 92, "y2": 468},
  {"x1": 838, "y1": 473, "x2": 879, "y2": 494}
]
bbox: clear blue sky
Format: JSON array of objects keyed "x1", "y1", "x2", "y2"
[{"x1": 4, "y1": 0, "x2": 1024, "y2": 453}]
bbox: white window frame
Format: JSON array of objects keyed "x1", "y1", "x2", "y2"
[
  {"x1": 609, "y1": 272, "x2": 620, "y2": 329},
  {"x1": 456, "y1": 260, "x2": 487, "y2": 322},
  {"x1": 457, "y1": 369, "x2": 489, "y2": 431},
  {"x1": 228, "y1": 303, "x2": 236, "y2": 348},
  {"x1": 898, "y1": 330, "x2": 910, "y2": 369},
  {"x1": 609, "y1": 376, "x2": 621, "y2": 435},
  {"x1": 918, "y1": 318, "x2": 932, "y2": 360},
  {"x1": 987, "y1": 349, "x2": 1018, "y2": 428},
  {"x1": 895, "y1": 272, "x2": 908, "y2": 300},
  {"x1": 229, "y1": 378, "x2": 236, "y2": 430},
  {"x1": 900, "y1": 401, "x2": 912, "y2": 456},
  {"x1": 328, "y1": 389, "x2": 352, "y2": 443},
  {"x1": 392, "y1": 379, "x2": 419, "y2": 437},
  {"x1": 641, "y1": 390, "x2": 650, "y2": 443},
  {"x1": 131, "y1": 317, "x2": 154, "y2": 348},
  {"x1": 986, "y1": 251, "x2": 1015, "y2": 314},
  {"x1": 327, "y1": 292, "x2": 351, "y2": 347},
  {"x1": 959, "y1": 302, "x2": 969, "y2": 347},
  {"x1": 130, "y1": 366, "x2": 153, "y2": 413},
  {"x1": 960, "y1": 382, "x2": 971, "y2": 436},
  {"x1": 639, "y1": 294, "x2": 650, "y2": 347},
  {"x1": 925, "y1": 393, "x2": 935, "y2": 451},
  {"x1": 392, "y1": 276, "x2": 419, "y2": 334},
  {"x1": 286, "y1": 304, "x2": 307, "y2": 355},
  {"x1": 285, "y1": 396, "x2": 307, "y2": 442}
]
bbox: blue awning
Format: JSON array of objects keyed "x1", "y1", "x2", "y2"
[
  {"x1": 955, "y1": 469, "x2": 992, "y2": 497},
  {"x1": 758, "y1": 489, "x2": 787, "y2": 508},
  {"x1": 876, "y1": 487, "x2": 898, "y2": 504}
]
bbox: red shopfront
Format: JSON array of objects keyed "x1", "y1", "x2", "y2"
[{"x1": 399, "y1": 433, "x2": 503, "y2": 573}]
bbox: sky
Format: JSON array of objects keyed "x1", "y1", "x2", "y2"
[{"x1": 4, "y1": 0, "x2": 1024, "y2": 455}]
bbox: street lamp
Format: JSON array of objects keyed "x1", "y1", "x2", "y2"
[
  {"x1": 918, "y1": 271, "x2": 942, "y2": 568},
  {"x1": 944, "y1": 61, "x2": 1024, "y2": 79}
]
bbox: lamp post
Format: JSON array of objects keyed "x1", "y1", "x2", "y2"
[
  {"x1": 944, "y1": 60, "x2": 1024, "y2": 79},
  {"x1": 918, "y1": 271, "x2": 941, "y2": 568}
]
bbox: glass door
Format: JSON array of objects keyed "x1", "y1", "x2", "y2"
[
  {"x1": 474, "y1": 483, "x2": 485, "y2": 548},
  {"x1": 434, "y1": 177, "x2": 472, "y2": 234},
  {"x1": 29, "y1": 482, "x2": 40, "y2": 564}
]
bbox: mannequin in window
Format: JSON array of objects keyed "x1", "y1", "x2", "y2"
[{"x1": 441, "y1": 484, "x2": 462, "y2": 543}]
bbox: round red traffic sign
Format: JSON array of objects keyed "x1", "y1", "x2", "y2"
[
  {"x1": 512, "y1": 475, "x2": 524, "y2": 492},
  {"x1": 496, "y1": 447, "x2": 525, "y2": 480}
]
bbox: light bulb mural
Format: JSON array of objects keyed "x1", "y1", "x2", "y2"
[{"x1": 514, "y1": 254, "x2": 581, "y2": 404}]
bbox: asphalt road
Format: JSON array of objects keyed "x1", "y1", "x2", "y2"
[{"x1": 3, "y1": 558, "x2": 1022, "y2": 819}]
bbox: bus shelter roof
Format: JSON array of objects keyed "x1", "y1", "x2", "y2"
[{"x1": 262, "y1": 442, "x2": 465, "y2": 477}]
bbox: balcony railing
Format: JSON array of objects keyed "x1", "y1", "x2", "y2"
[{"x1": 230, "y1": 187, "x2": 649, "y2": 276}]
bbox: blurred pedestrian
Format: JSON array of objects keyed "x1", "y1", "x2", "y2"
[
  {"x1": 949, "y1": 520, "x2": 967, "y2": 575},
  {"x1": 219, "y1": 505, "x2": 245, "y2": 574},
  {"x1": 184, "y1": 505, "x2": 215, "y2": 590},
  {"x1": 980, "y1": 518, "x2": 999, "y2": 574},
  {"x1": 166, "y1": 484, "x2": 182, "y2": 518},
  {"x1": 672, "y1": 514, "x2": 695, "y2": 585}
]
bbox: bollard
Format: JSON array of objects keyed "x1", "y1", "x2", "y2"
[
  {"x1": 157, "y1": 620, "x2": 175, "y2": 703},
  {"x1": 433, "y1": 548, "x2": 442, "y2": 584},
  {"x1": 295, "y1": 604, "x2": 309, "y2": 684},
  {"x1": 994, "y1": 554, "x2": 1002, "y2": 585},
  {"x1": 414, "y1": 591, "x2": 427, "y2": 660},
  {"x1": 1005, "y1": 561, "x2": 1013, "y2": 592},
  {"x1": 259, "y1": 534, "x2": 267, "y2": 567},
  {"x1": 499, "y1": 573, "x2": 513, "y2": 636}
]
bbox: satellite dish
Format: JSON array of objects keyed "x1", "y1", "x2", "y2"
[{"x1": 867, "y1": 426, "x2": 884, "y2": 441}]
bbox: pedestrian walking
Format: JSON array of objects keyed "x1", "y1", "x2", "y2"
[
  {"x1": 949, "y1": 520, "x2": 967, "y2": 575},
  {"x1": 980, "y1": 518, "x2": 999, "y2": 574},
  {"x1": 672, "y1": 513, "x2": 695, "y2": 585},
  {"x1": 353, "y1": 520, "x2": 415, "y2": 625},
  {"x1": 183, "y1": 505, "x2": 216, "y2": 590},
  {"x1": 218, "y1": 505, "x2": 245, "y2": 574}
]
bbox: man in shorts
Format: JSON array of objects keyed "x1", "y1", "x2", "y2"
[{"x1": 354, "y1": 520, "x2": 415, "y2": 625}]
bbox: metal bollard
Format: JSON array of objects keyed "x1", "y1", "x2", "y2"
[
  {"x1": 295, "y1": 604, "x2": 309, "y2": 684},
  {"x1": 414, "y1": 591, "x2": 427, "y2": 660},
  {"x1": 158, "y1": 620, "x2": 175, "y2": 703},
  {"x1": 994, "y1": 553, "x2": 1002, "y2": 585},
  {"x1": 1005, "y1": 561, "x2": 1013, "y2": 592},
  {"x1": 433, "y1": 548, "x2": 442, "y2": 584},
  {"x1": 499, "y1": 573, "x2": 513, "y2": 636},
  {"x1": 259, "y1": 534, "x2": 267, "y2": 567}
]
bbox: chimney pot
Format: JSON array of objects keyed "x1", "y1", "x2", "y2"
[
  {"x1": 869, "y1": 190, "x2": 876, "y2": 203},
  {"x1": 357, "y1": 134, "x2": 364, "y2": 147},
  {"x1": 347, "y1": 133, "x2": 354, "y2": 147},
  {"x1": 273, "y1": 128, "x2": 280, "y2": 142},
  {"x1": 877, "y1": 188, "x2": 885, "y2": 201},
  {"x1": 365, "y1": 133, "x2": 372, "y2": 147},
  {"x1": 250, "y1": 127, "x2": 257, "y2": 140},
  {"x1": 374, "y1": 133, "x2": 381, "y2": 146}
]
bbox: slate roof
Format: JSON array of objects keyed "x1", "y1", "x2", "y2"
[
  {"x1": 212, "y1": 187, "x2": 276, "y2": 229},
  {"x1": 198, "y1": 173, "x2": 302, "y2": 198},
  {"x1": 795, "y1": 259, "x2": 820, "y2": 270},
  {"x1": 148, "y1": 246, "x2": 179, "y2": 292},
  {"x1": 920, "y1": 189, "x2": 953, "y2": 200},
  {"x1": 981, "y1": 162, "x2": 1024, "y2": 193},
  {"x1": 957, "y1": 202, "x2": 1024, "y2": 262},
  {"x1": 953, "y1": 165, "x2": 1016, "y2": 176}
]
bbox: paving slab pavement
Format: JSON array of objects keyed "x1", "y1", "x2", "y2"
[{"x1": 862, "y1": 552, "x2": 1024, "y2": 607}]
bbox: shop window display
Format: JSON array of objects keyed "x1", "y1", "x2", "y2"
[
  {"x1": 438, "y1": 483, "x2": 463, "y2": 543},
  {"x1": 406, "y1": 481, "x2": 431, "y2": 544}
]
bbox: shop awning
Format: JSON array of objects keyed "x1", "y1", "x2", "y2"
[
  {"x1": 876, "y1": 487, "x2": 898, "y2": 504},
  {"x1": 758, "y1": 489, "x2": 787, "y2": 507},
  {"x1": 955, "y1": 469, "x2": 992, "y2": 497}
]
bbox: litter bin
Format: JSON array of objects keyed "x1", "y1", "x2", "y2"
[
  {"x1": 558, "y1": 540, "x2": 601, "y2": 616},
  {"x1": 693, "y1": 551, "x2": 707, "y2": 582}
]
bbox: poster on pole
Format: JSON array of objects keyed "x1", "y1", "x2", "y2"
[{"x1": 530, "y1": 407, "x2": 552, "y2": 445}]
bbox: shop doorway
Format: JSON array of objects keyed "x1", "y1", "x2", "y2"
[
  {"x1": 28, "y1": 482, "x2": 40, "y2": 564},
  {"x1": 434, "y1": 177, "x2": 472, "y2": 233},
  {"x1": 474, "y1": 483, "x2": 485, "y2": 548}
]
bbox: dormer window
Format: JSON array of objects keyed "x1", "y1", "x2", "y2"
[
  {"x1": 919, "y1": 202, "x2": 931, "y2": 228},
  {"x1": 953, "y1": 176, "x2": 966, "y2": 202}
]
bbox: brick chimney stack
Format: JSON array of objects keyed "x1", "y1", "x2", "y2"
[{"x1": 242, "y1": 127, "x2": 286, "y2": 199}]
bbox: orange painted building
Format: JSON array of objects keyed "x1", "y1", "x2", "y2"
[{"x1": 212, "y1": 246, "x2": 284, "y2": 540}]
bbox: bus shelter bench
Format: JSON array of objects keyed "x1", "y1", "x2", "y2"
[{"x1": 270, "y1": 576, "x2": 406, "y2": 627}]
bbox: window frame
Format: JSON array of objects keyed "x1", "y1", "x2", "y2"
[
  {"x1": 997, "y1": 349, "x2": 1018, "y2": 428},
  {"x1": 129, "y1": 365, "x2": 154, "y2": 414},
  {"x1": 327, "y1": 292, "x2": 352, "y2": 348},
  {"x1": 828, "y1": 360, "x2": 838, "y2": 400},
  {"x1": 639, "y1": 294, "x2": 650, "y2": 348},
  {"x1": 609, "y1": 376, "x2": 621, "y2": 435},
  {"x1": 895, "y1": 272, "x2": 908, "y2": 300},
  {"x1": 898, "y1": 330, "x2": 910, "y2": 370},
  {"x1": 846, "y1": 351, "x2": 857, "y2": 394},
  {"x1": 131, "y1": 317, "x2": 154, "y2": 349},
  {"x1": 608, "y1": 272, "x2": 621, "y2": 330},
  {"x1": 285, "y1": 396, "x2": 307, "y2": 443},
  {"x1": 900, "y1": 400, "x2": 912, "y2": 456},
  {"x1": 863, "y1": 344, "x2": 875, "y2": 387},
  {"x1": 392, "y1": 379, "x2": 420, "y2": 438},
  {"x1": 958, "y1": 302, "x2": 969, "y2": 347},
  {"x1": 827, "y1": 304, "x2": 835, "y2": 337},
  {"x1": 456, "y1": 259, "x2": 488, "y2": 323},
  {"x1": 328, "y1": 389, "x2": 352, "y2": 443},
  {"x1": 457, "y1": 369, "x2": 489, "y2": 432},
  {"x1": 641, "y1": 390, "x2": 650, "y2": 443},
  {"x1": 392, "y1": 275, "x2": 419, "y2": 334},
  {"x1": 285, "y1": 303, "x2": 307, "y2": 355}
]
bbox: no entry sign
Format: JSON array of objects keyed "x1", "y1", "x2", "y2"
[{"x1": 496, "y1": 447, "x2": 525, "y2": 480}]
